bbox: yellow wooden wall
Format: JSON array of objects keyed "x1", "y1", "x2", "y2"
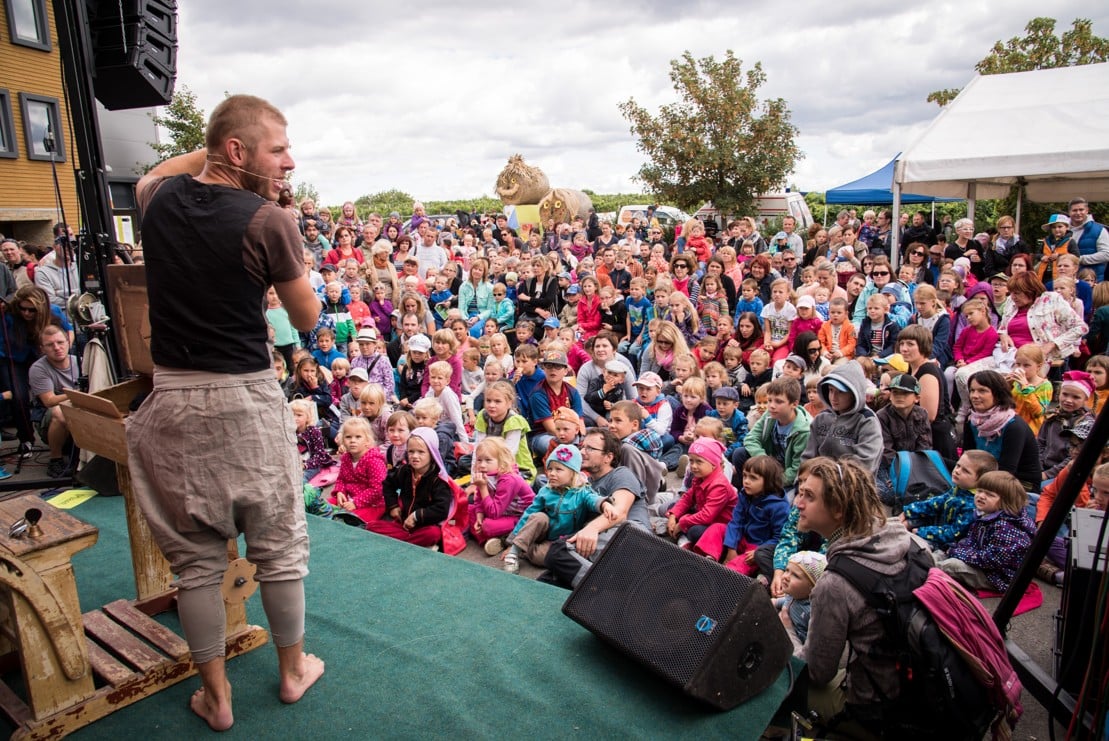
[{"x1": 0, "y1": 0, "x2": 81, "y2": 229}]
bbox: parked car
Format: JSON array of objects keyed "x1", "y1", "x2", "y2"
[
  {"x1": 695, "y1": 192, "x2": 814, "y2": 232},
  {"x1": 617, "y1": 205, "x2": 690, "y2": 230}
]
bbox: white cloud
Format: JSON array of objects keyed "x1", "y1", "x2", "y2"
[{"x1": 173, "y1": 1, "x2": 1109, "y2": 204}]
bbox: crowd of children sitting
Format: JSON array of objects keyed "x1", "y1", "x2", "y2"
[{"x1": 276, "y1": 203, "x2": 1109, "y2": 601}]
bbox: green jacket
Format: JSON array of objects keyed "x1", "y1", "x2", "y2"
[{"x1": 743, "y1": 405, "x2": 812, "y2": 486}]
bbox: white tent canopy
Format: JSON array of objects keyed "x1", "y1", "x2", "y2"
[{"x1": 894, "y1": 63, "x2": 1109, "y2": 203}]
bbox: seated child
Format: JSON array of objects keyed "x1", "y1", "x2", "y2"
[
  {"x1": 384, "y1": 410, "x2": 415, "y2": 469},
  {"x1": 329, "y1": 357, "x2": 350, "y2": 405},
  {"x1": 358, "y1": 383, "x2": 390, "y2": 450},
  {"x1": 413, "y1": 397, "x2": 457, "y2": 473},
  {"x1": 291, "y1": 399, "x2": 332, "y2": 482},
  {"x1": 328, "y1": 417, "x2": 388, "y2": 524},
  {"x1": 663, "y1": 377, "x2": 712, "y2": 472},
  {"x1": 1038, "y1": 371, "x2": 1096, "y2": 480},
  {"x1": 708, "y1": 386, "x2": 748, "y2": 464},
  {"x1": 702, "y1": 361, "x2": 728, "y2": 407},
  {"x1": 802, "y1": 361, "x2": 883, "y2": 473},
  {"x1": 339, "y1": 367, "x2": 369, "y2": 423},
  {"x1": 776, "y1": 551, "x2": 827, "y2": 653},
  {"x1": 472, "y1": 380, "x2": 536, "y2": 483},
  {"x1": 367, "y1": 428, "x2": 454, "y2": 547},
  {"x1": 608, "y1": 400, "x2": 661, "y2": 456},
  {"x1": 742, "y1": 349, "x2": 773, "y2": 410},
  {"x1": 502, "y1": 445, "x2": 615, "y2": 574},
  {"x1": 1008, "y1": 344, "x2": 1052, "y2": 435},
  {"x1": 664, "y1": 438, "x2": 738, "y2": 546},
  {"x1": 311, "y1": 327, "x2": 344, "y2": 370},
  {"x1": 901, "y1": 450, "x2": 997, "y2": 551},
  {"x1": 802, "y1": 376, "x2": 825, "y2": 419},
  {"x1": 696, "y1": 454, "x2": 789, "y2": 576},
  {"x1": 460, "y1": 348, "x2": 484, "y2": 402},
  {"x1": 875, "y1": 373, "x2": 933, "y2": 508},
  {"x1": 585, "y1": 360, "x2": 628, "y2": 421},
  {"x1": 468, "y1": 437, "x2": 535, "y2": 554},
  {"x1": 817, "y1": 297, "x2": 856, "y2": 363},
  {"x1": 633, "y1": 371, "x2": 673, "y2": 439},
  {"x1": 425, "y1": 360, "x2": 469, "y2": 443},
  {"x1": 936, "y1": 470, "x2": 1036, "y2": 593}
]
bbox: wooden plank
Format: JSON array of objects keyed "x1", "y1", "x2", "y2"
[
  {"x1": 84, "y1": 641, "x2": 134, "y2": 687},
  {"x1": 61, "y1": 390, "x2": 123, "y2": 419},
  {"x1": 103, "y1": 600, "x2": 189, "y2": 661},
  {"x1": 82, "y1": 611, "x2": 164, "y2": 672},
  {"x1": 0, "y1": 679, "x2": 32, "y2": 727}
]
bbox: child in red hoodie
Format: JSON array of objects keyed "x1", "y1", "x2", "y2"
[
  {"x1": 665, "y1": 437, "x2": 738, "y2": 546},
  {"x1": 576, "y1": 276, "x2": 602, "y2": 340}
]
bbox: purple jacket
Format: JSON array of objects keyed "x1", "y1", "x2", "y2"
[
  {"x1": 368, "y1": 299, "x2": 393, "y2": 339},
  {"x1": 471, "y1": 472, "x2": 535, "y2": 520}
]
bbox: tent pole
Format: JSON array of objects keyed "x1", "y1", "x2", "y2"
[
  {"x1": 891, "y1": 182, "x2": 901, "y2": 271},
  {"x1": 1015, "y1": 183, "x2": 1024, "y2": 232},
  {"x1": 967, "y1": 182, "x2": 977, "y2": 223}
]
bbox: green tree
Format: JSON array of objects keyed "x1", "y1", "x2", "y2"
[
  {"x1": 353, "y1": 189, "x2": 414, "y2": 219},
  {"x1": 144, "y1": 85, "x2": 206, "y2": 172},
  {"x1": 293, "y1": 181, "x2": 319, "y2": 205},
  {"x1": 928, "y1": 17, "x2": 1109, "y2": 105},
  {"x1": 619, "y1": 51, "x2": 801, "y2": 219}
]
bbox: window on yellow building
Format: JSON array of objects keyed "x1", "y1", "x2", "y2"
[{"x1": 5, "y1": 0, "x2": 51, "y2": 51}]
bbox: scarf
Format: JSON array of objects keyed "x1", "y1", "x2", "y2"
[
  {"x1": 969, "y1": 405, "x2": 1016, "y2": 442},
  {"x1": 656, "y1": 349, "x2": 674, "y2": 369}
]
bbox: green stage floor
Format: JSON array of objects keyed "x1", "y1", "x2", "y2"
[{"x1": 16, "y1": 494, "x2": 794, "y2": 739}]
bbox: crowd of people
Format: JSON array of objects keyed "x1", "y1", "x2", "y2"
[{"x1": 274, "y1": 195, "x2": 1107, "y2": 732}]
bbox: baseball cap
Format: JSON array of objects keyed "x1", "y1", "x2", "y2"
[
  {"x1": 604, "y1": 360, "x2": 627, "y2": 374},
  {"x1": 540, "y1": 350, "x2": 569, "y2": 367},
  {"x1": 714, "y1": 386, "x2": 740, "y2": 401},
  {"x1": 888, "y1": 373, "x2": 921, "y2": 394},
  {"x1": 558, "y1": 272, "x2": 572, "y2": 281},
  {"x1": 874, "y1": 353, "x2": 909, "y2": 374},
  {"x1": 407, "y1": 334, "x2": 432, "y2": 353},
  {"x1": 784, "y1": 354, "x2": 807, "y2": 369},
  {"x1": 348, "y1": 367, "x2": 369, "y2": 382},
  {"x1": 1063, "y1": 417, "x2": 1095, "y2": 441},
  {"x1": 543, "y1": 316, "x2": 561, "y2": 329},
  {"x1": 634, "y1": 371, "x2": 664, "y2": 389},
  {"x1": 821, "y1": 376, "x2": 851, "y2": 394},
  {"x1": 567, "y1": 284, "x2": 581, "y2": 295},
  {"x1": 319, "y1": 263, "x2": 336, "y2": 273}
]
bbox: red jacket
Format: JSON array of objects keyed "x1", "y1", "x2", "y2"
[
  {"x1": 670, "y1": 467, "x2": 738, "y2": 532},
  {"x1": 577, "y1": 295, "x2": 602, "y2": 339}
]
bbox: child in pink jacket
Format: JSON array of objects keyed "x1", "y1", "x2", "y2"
[{"x1": 665, "y1": 437, "x2": 738, "y2": 545}]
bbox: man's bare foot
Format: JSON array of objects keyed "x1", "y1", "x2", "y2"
[
  {"x1": 190, "y1": 683, "x2": 233, "y2": 731},
  {"x1": 279, "y1": 652, "x2": 324, "y2": 704}
]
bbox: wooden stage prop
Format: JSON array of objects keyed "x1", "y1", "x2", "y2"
[{"x1": 0, "y1": 265, "x2": 269, "y2": 739}]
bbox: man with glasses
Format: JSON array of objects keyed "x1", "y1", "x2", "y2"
[
  {"x1": 779, "y1": 251, "x2": 802, "y2": 289},
  {"x1": 528, "y1": 350, "x2": 583, "y2": 456},
  {"x1": 1068, "y1": 197, "x2": 1109, "y2": 281},
  {"x1": 543, "y1": 428, "x2": 650, "y2": 588}
]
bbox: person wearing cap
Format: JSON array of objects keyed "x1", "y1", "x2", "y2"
[
  {"x1": 350, "y1": 326, "x2": 395, "y2": 399},
  {"x1": 1038, "y1": 370, "x2": 1096, "y2": 481},
  {"x1": 875, "y1": 373, "x2": 932, "y2": 506},
  {"x1": 502, "y1": 444, "x2": 615, "y2": 575},
  {"x1": 544, "y1": 428, "x2": 651, "y2": 588},
  {"x1": 801, "y1": 361, "x2": 883, "y2": 473},
  {"x1": 396, "y1": 333, "x2": 432, "y2": 410},
  {"x1": 338, "y1": 367, "x2": 370, "y2": 423},
  {"x1": 527, "y1": 349, "x2": 583, "y2": 456},
  {"x1": 583, "y1": 358, "x2": 628, "y2": 421},
  {"x1": 559, "y1": 283, "x2": 581, "y2": 330},
  {"x1": 577, "y1": 332, "x2": 638, "y2": 427},
  {"x1": 1036, "y1": 213, "x2": 1077, "y2": 284},
  {"x1": 632, "y1": 370, "x2": 673, "y2": 439}
]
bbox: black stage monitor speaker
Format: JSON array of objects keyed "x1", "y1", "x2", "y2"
[
  {"x1": 562, "y1": 524, "x2": 791, "y2": 710},
  {"x1": 89, "y1": 0, "x2": 178, "y2": 110}
]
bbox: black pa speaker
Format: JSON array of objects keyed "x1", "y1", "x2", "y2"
[
  {"x1": 562, "y1": 524, "x2": 791, "y2": 710},
  {"x1": 89, "y1": 0, "x2": 178, "y2": 110}
]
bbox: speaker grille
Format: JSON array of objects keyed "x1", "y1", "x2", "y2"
[{"x1": 563, "y1": 525, "x2": 753, "y2": 686}]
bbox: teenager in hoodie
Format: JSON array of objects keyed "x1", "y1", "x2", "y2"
[{"x1": 802, "y1": 360, "x2": 884, "y2": 473}]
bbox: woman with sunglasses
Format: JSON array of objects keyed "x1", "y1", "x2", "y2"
[
  {"x1": 903, "y1": 241, "x2": 933, "y2": 286},
  {"x1": 668, "y1": 254, "x2": 700, "y2": 304},
  {"x1": 639, "y1": 320, "x2": 690, "y2": 382}
]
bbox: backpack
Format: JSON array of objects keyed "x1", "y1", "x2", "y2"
[
  {"x1": 889, "y1": 450, "x2": 952, "y2": 508},
  {"x1": 827, "y1": 543, "x2": 1006, "y2": 740}
]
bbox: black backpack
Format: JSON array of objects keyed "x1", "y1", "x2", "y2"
[{"x1": 827, "y1": 543, "x2": 998, "y2": 740}]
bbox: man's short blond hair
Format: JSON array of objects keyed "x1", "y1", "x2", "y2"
[{"x1": 205, "y1": 95, "x2": 286, "y2": 152}]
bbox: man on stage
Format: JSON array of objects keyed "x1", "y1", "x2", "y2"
[{"x1": 128, "y1": 94, "x2": 324, "y2": 730}]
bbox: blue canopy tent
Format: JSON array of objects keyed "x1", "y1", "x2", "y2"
[{"x1": 826, "y1": 155, "x2": 959, "y2": 205}]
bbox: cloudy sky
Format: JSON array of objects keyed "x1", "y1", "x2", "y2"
[{"x1": 175, "y1": 2, "x2": 1109, "y2": 206}]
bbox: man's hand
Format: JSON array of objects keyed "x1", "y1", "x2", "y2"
[{"x1": 569, "y1": 528, "x2": 599, "y2": 559}]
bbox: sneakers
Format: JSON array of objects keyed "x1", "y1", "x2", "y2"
[
  {"x1": 484, "y1": 537, "x2": 505, "y2": 556},
  {"x1": 674, "y1": 454, "x2": 689, "y2": 480},
  {"x1": 503, "y1": 552, "x2": 519, "y2": 574},
  {"x1": 0, "y1": 466, "x2": 10, "y2": 481},
  {"x1": 46, "y1": 458, "x2": 69, "y2": 478}
]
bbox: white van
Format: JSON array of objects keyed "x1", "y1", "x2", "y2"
[
  {"x1": 695, "y1": 192, "x2": 814, "y2": 232},
  {"x1": 616, "y1": 205, "x2": 690, "y2": 230}
]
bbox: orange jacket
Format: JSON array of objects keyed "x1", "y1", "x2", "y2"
[{"x1": 818, "y1": 320, "x2": 857, "y2": 359}]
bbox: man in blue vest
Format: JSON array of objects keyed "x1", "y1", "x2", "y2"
[{"x1": 1070, "y1": 197, "x2": 1109, "y2": 281}]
